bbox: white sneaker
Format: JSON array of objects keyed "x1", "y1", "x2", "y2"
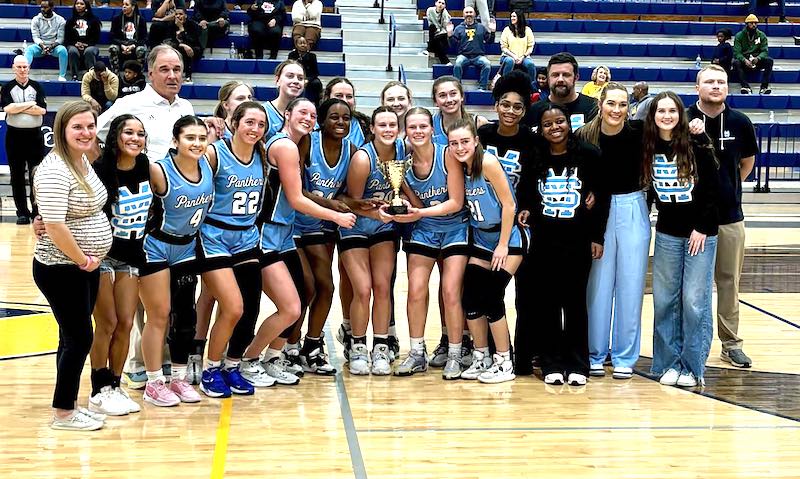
[
  {"x1": 51, "y1": 411, "x2": 104, "y2": 431},
  {"x1": 478, "y1": 354, "x2": 515, "y2": 384},
  {"x1": 659, "y1": 368, "x2": 680, "y2": 386},
  {"x1": 349, "y1": 343, "x2": 370, "y2": 375},
  {"x1": 567, "y1": 373, "x2": 587, "y2": 386},
  {"x1": 115, "y1": 387, "x2": 141, "y2": 413},
  {"x1": 78, "y1": 406, "x2": 107, "y2": 422},
  {"x1": 239, "y1": 360, "x2": 277, "y2": 387},
  {"x1": 57, "y1": 76, "x2": 67, "y2": 82},
  {"x1": 371, "y1": 344, "x2": 392, "y2": 376},
  {"x1": 262, "y1": 357, "x2": 300, "y2": 385},
  {"x1": 460, "y1": 351, "x2": 491, "y2": 380},
  {"x1": 676, "y1": 372, "x2": 697, "y2": 387},
  {"x1": 544, "y1": 372, "x2": 564, "y2": 385},
  {"x1": 89, "y1": 386, "x2": 130, "y2": 416},
  {"x1": 612, "y1": 367, "x2": 633, "y2": 379},
  {"x1": 589, "y1": 364, "x2": 605, "y2": 377},
  {"x1": 279, "y1": 349, "x2": 304, "y2": 377},
  {"x1": 186, "y1": 354, "x2": 202, "y2": 385}
]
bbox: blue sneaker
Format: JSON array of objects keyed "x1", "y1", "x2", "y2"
[
  {"x1": 200, "y1": 368, "x2": 231, "y2": 398},
  {"x1": 122, "y1": 371, "x2": 147, "y2": 390},
  {"x1": 222, "y1": 368, "x2": 255, "y2": 395}
]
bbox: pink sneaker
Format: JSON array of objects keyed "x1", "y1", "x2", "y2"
[
  {"x1": 169, "y1": 378, "x2": 201, "y2": 403},
  {"x1": 143, "y1": 379, "x2": 180, "y2": 407}
]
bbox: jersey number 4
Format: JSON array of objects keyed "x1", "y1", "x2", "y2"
[{"x1": 232, "y1": 191, "x2": 261, "y2": 215}]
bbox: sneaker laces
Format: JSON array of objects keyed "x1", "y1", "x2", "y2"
[{"x1": 373, "y1": 345, "x2": 390, "y2": 363}]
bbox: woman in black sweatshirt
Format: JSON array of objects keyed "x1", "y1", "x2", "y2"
[
  {"x1": 643, "y1": 91, "x2": 719, "y2": 389},
  {"x1": 109, "y1": 0, "x2": 148, "y2": 73},
  {"x1": 516, "y1": 103, "x2": 609, "y2": 387},
  {"x1": 64, "y1": 0, "x2": 101, "y2": 80}
]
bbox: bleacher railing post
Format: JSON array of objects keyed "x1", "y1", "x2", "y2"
[
  {"x1": 378, "y1": 0, "x2": 385, "y2": 24},
  {"x1": 386, "y1": 14, "x2": 394, "y2": 72}
]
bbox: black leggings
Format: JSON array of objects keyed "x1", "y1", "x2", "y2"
[
  {"x1": 427, "y1": 28, "x2": 450, "y2": 64},
  {"x1": 227, "y1": 262, "x2": 264, "y2": 359},
  {"x1": 249, "y1": 20, "x2": 282, "y2": 59},
  {"x1": 33, "y1": 260, "x2": 100, "y2": 410},
  {"x1": 6, "y1": 126, "x2": 43, "y2": 218},
  {"x1": 166, "y1": 267, "x2": 198, "y2": 365}
]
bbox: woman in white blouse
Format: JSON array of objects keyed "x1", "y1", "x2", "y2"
[
  {"x1": 32, "y1": 100, "x2": 112, "y2": 431},
  {"x1": 291, "y1": 0, "x2": 323, "y2": 51}
]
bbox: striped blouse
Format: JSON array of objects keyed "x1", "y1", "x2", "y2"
[{"x1": 33, "y1": 153, "x2": 113, "y2": 266}]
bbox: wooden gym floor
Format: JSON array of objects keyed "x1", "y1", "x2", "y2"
[{"x1": 0, "y1": 216, "x2": 798, "y2": 479}]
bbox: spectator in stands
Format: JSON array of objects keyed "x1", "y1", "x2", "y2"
[
  {"x1": 496, "y1": 10, "x2": 535, "y2": 89},
  {"x1": 81, "y1": 61, "x2": 118, "y2": 113},
  {"x1": 148, "y1": 0, "x2": 186, "y2": 48},
  {"x1": 526, "y1": 52, "x2": 598, "y2": 130},
  {"x1": 291, "y1": 0, "x2": 323, "y2": 51},
  {"x1": 109, "y1": 0, "x2": 148, "y2": 74},
  {"x1": 712, "y1": 28, "x2": 734, "y2": 75},
  {"x1": 466, "y1": 0, "x2": 493, "y2": 26},
  {"x1": 733, "y1": 14, "x2": 774, "y2": 95},
  {"x1": 448, "y1": 6, "x2": 495, "y2": 91},
  {"x1": 629, "y1": 81, "x2": 653, "y2": 120},
  {"x1": 64, "y1": 0, "x2": 101, "y2": 81},
  {"x1": 1, "y1": 56, "x2": 47, "y2": 225},
  {"x1": 688, "y1": 64, "x2": 758, "y2": 369},
  {"x1": 117, "y1": 60, "x2": 146, "y2": 98},
  {"x1": 530, "y1": 66, "x2": 548, "y2": 103},
  {"x1": 248, "y1": 0, "x2": 286, "y2": 60},
  {"x1": 288, "y1": 36, "x2": 322, "y2": 105},
  {"x1": 159, "y1": 9, "x2": 202, "y2": 83},
  {"x1": 581, "y1": 65, "x2": 610, "y2": 99},
  {"x1": 193, "y1": 0, "x2": 230, "y2": 51},
  {"x1": 25, "y1": 0, "x2": 68, "y2": 82},
  {"x1": 749, "y1": 0, "x2": 787, "y2": 23},
  {"x1": 425, "y1": 0, "x2": 452, "y2": 65}
]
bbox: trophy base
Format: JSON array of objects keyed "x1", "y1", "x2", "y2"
[{"x1": 387, "y1": 204, "x2": 408, "y2": 215}]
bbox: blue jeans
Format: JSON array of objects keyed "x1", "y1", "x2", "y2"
[
  {"x1": 651, "y1": 231, "x2": 717, "y2": 380},
  {"x1": 499, "y1": 55, "x2": 537, "y2": 82},
  {"x1": 454, "y1": 54, "x2": 491, "y2": 89},
  {"x1": 587, "y1": 191, "x2": 651, "y2": 369},
  {"x1": 25, "y1": 43, "x2": 68, "y2": 78}
]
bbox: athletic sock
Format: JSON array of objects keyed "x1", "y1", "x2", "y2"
[
  {"x1": 410, "y1": 337, "x2": 425, "y2": 353},
  {"x1": 146, "y1": 369, "x2": 164, "y2": 384},
  {"x1": 477, "y1": 346, "x2": 490, "y2": 357},
  {"x1": 264, "y1": 348, "x2": 282, "y2": 362},
  {"x1": 342, "y1": 317, "x2": 351, "y2": 330},
  {"x1": 112, "y1": 375, "x2": 121, "y2": 389},
  {"x1": 223, "y1": 358, "x2": 240, "y2": 370},
  {"x1": 448, "y1": 342, "x2": 462, "y2": 356},
  {"x1": 206, "y1": 359, "x2": 222, "y2": 370},
  {"x1": 498, "y1": 350, "x2": 511, "y2": 362},
  {"x1": 192, "y1": 339, "x2": 207, "y2": 356},
  {"x1": 388, "y1": 324, "x2": 397, "y2": 337},
  {"x1": 351, "y1": 335, "x2": 367, "y2": 346},
  {"x1": 172, "y1": 364, "x2": 187, "y2": 381}
]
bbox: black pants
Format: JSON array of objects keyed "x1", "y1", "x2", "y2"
[
  {"x1": 529, "y1": 240, "x2": 592, "y2": 377},
  {"x1": 33, "y1": 260, "x2": 100, "y2": 410},
  {"x1": 513, "y1": 255, "x2": 537, "y2": 374},
  {"x1": 249, "y1": 20, "x2": 282, "y2": 59},
  {"x1": 306, "y1": 77, "x2": 322, "y2": 106},
  {"x1": 199, "y1": 21, "x2": 230, "y2": 51},
  {"x1": 427, "y1": 29, "x2": 450, "y2": 64},
  {"x1": 733, "y1": 57, "x2": 774, "y2": 89},
  {"x1": 6, "y1": 125, "x2": 43, "y2": 218},
  {"x1": 227, "y1": 262, "x2": 263, "y2": 359},
  {"x1": 166, "y1": 267, "x2": 198, "y2": 364}
]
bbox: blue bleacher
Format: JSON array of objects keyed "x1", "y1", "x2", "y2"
[
  {"x1": 416, "y1": 0, "x2": 799, "y2": 17},
  {"x1": 0, "y1": 4, "x2": 341, "y2": 28},
  {"x1": 1, "y1": 53, "x2": 346, "y2": 76},
  {"x1": 425, "y1": 19, "x2": 800, "y2": 37}
]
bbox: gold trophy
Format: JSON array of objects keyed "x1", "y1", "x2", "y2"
[{"x1": 380, "y1": 159, "x2": 409, "y2": 215}]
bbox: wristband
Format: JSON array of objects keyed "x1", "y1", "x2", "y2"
[{"x1": 79, "y1": 255, "x2": 95, "y2": 271}]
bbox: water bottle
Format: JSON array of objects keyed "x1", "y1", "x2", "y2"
[
  {"x1": 695, "y1": 54, "x2": 702, "y2": 69},
  {"x1": 240, "y1": 21, "x2": 245, "y2": 36},
  {"x1": 22, "y1": 39, "x2": 27, "y2": 53},
  {"x1": 769, "y1": 110, "x2": 775, "y2": 123},
  {"x1": 229, "y1": 42, "x2": 237, "y2": 59}
]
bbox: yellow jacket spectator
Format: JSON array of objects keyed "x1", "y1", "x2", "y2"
[
  {"x1": 81, "y1": 61, "x2": 119, "y2": 113},
  {"x1": 581, "y1": 65, "x2": 610, "y2": 99}
]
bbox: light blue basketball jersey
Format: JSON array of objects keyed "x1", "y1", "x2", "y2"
[
  {"x1": 295, "y1": 131, "x2": 351, "y2": 232},
  {"x1": 264, "y1": 100, "x2": 285, "y2": 139},
  {"x1": 405, "y1": 143, "x2": 467, "y2": 231},
  {"x1": 221, "y1": 123, "x2": 233, "y2": 140},
  {"x1": 361, "y1": 141, "x2": 394, "y2": 203},
  {"x1": 154, "y1": 152, "x2": 214, "y2": 237},
  {"x1": 346, "y1": 121, "x2": 366, "y2": 147},
  {"x1": 262, "y1": 133, "x2": 295, "y2": 226},
  {"x1": 464, "y1": 153, "x2": 514, "y2": 230},
  {"x1": 206, "y1": 138, "x2": 265, "y2": 227},
  {"x1": 432, "y1": 111, "x2": 448, "y2": 146}
]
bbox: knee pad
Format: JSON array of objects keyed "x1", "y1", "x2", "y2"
[
  {"x1": 462, "y1": 264, "x2": 488, "y2": 320},
  {"x1": 486, "y1": 269, "x2": 512, "y2": 323}
]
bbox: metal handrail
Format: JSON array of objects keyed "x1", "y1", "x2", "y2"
[
  {"x1": 375, "y1": 0, "x2": 385, "y2": 24},
  {"x1": 387, "y1": 13, "x2": 396, "y2": 72}
]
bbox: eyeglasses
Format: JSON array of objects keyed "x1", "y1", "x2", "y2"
[{"x1": 498, "y1": 101, "x2": 525, "y2": 114}]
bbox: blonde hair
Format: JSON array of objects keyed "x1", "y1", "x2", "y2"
[
  {"x1": 696, "y1": 64, "x2": 728, "y2": 84},
  {"x1": 213, "y1": 81, "x2": 255, "y2": 119},
  {"x1": 591, "y1": 65, "x2": 611, "y2": 83},
  {"x1": 576, "y1": 81, "x2": 628, "y2": 146},
  {"x1": 52, "y1": 100, "x2": 97, "y2": 194}
]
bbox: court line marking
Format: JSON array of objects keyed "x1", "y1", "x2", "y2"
[
  {"x1": 740, "y1": 299, "x2": 800, "y2": 330},
  {"x1": 0, "y1": 351, "x2": 56, "y2": 361},
  {"x1": 0, "y1": 301, "x2": 50, "y2": 309},
  {"x1": 324, "y1": 324, "x2": 368, "y2": 479},
  {"x1": 210, "y1": 397, "x2": 233, "y2": 479},
  {"x1": 354, "y1": 424, "x2": 800, "y2": 433}
]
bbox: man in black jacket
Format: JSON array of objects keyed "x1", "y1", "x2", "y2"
[{"x1": 193, "y1": 0, "x2": 230, "y2": 51}]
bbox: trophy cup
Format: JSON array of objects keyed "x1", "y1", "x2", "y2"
[{"x1": 380, "y1": 159, "x2": 409, "y2": 215}]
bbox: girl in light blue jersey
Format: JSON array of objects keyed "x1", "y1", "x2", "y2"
[
  {"x1": 391, "y1": 107, "x2": 470, "y2": 380},
  {"x1": 240, "y1": 98, "x2": 356, "y2": 384},
  {"x1": 431, "y1": 76, "x2": 489, "y2": 146},
  {"x1": 139, "y1": 116, "x2": 214, "y2": 407},
  {"x1": 264, "y1": 60, "x2": 306, "y2": 139},
  {"x1": 451, "y1": 118, "x2": 527, "y2": 385}
]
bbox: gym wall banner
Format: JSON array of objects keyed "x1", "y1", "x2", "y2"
[{"x1": 0, "y1": 112, "x2": 57, "y2": 168}]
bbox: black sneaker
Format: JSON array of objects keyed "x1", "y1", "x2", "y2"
[
  {"x1": 720, "y1": 349, "x2": 752, "y2": 368},
  {"x1": 335, "y1": 324, "x2": 352, "y2": 360},
  {"x1": 741, "y1": 86, "x2": 752, "y2": 94},
  {"x1": 429, "y1": 335, "x2": 448, "y2": 368},
  {"x1": 460, "y1": 335, "x2": 474, "y2": 367},
  {"x1": 759, "y1": 86, "x2": 772, "y2": 95},
  {"x1": 387, "y1": 334, "x2": 400, "y2": 362},
  {"x1": 12, "y1": 48, "x2": 22, "y2": 56},
  {"x1": 16, "y1": 215, "x2": 30, "y2": 225}
]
